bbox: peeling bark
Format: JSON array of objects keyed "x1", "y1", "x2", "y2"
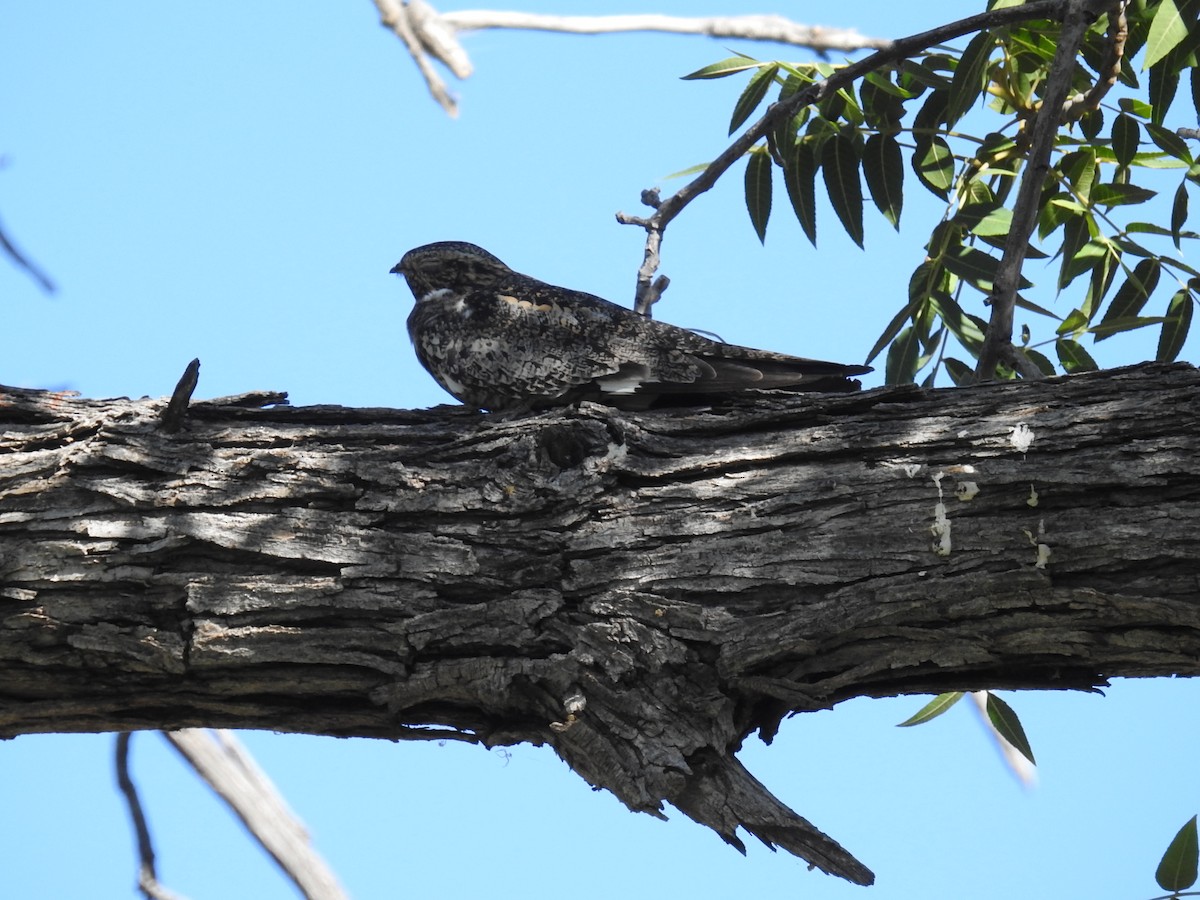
[{"x1": 3, "y1": 363, "x2": 1200, "y2": 885}]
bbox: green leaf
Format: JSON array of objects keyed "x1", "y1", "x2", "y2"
[
  {"x1": 956, "y1": 202, "x2": 1012, "y2": 237},
  {"x1": 943, "y1": 357, "x2": 976, "y2": 385},
  {"x1": 1060, "y1": 238, "x2": 1111, "y2": 292},
  {"x1": 772, "y1": 76, "x2": 811, "y2": 152},
  {"x1": 1111, "y1": 114, "x2": 1141, "y2": 168},
  {"x1": 866, "y1": 291, "x2": 926, "y2": 364},
  {"x1": 942, "y1": 244, "x2": 1030, "y2": 292},
  {"x1": 1057, "y1": 216, "x2": 1097, "y2": 291},
  {"x1": 984, "y1": 693, "x2": 1036, "y2": 766},
  {"x1": 1089, "y1": 183, "x2": 1158, "y2": 206},
  {"x1": 1157, "y1": 287, "x2": 1194, "y2": 362},
  {"x1": 1058, "y1": 149, "x2": 1098, "y2": 204},
  {"x1": 784, "y1": 139, "x2": 819, "y2": 246},
  {"x1": 1144, "y1": 0, "x2": 1189, "y2": 70},
  {"x1": 681, "y1": 57, "x2": 765, "y2": 80},
  {"x1": 1127, "y1": 221, "x2": 1199, "y2": 239},
  {"x1": 886, "y1": 323, "x2": 921, "y2": 384},
  {"x1": 1038, "y1": 194, "x2": 1078, "y2": 240},
  {"x1": 863, "y1": 133, "x2": 904, "y2": 229},
  {"x1": 1056, "y1": 336, "x2": 1099, "y2": 372},
  {"x1": 1156, "y1": 816, "x2": 1199, "y2": 892},
  {"x1": 1146, "y1": 121, "x2": 1194, "y2": 163},
  {"x1": 1088, "y1": 315, "x2": 1167, "y2": 339},
  {"x1": 863, "y1": 69, "x2": 917, "y2": 99},
  {"x1": 1099, "y1": 257, "x2": 1161, "y2": 336},
  {"x1": 822, "y1": 132, "x2": 864, "y2": 248},
  {"x1": 744, "y1": 151, "x2": 773, "y2": 243},
  {"x1": 1119, "y1": 97, "x2": 1154, "y2": 118},
  {"x1": 860, "y1": 74, "x2": 905, "y2": 131},
  {"x1": 928, "y1": 292, "x2": 986, "y2": 351},
  {"x1": 1057, "y1": 307, "x2": 1090, "y2": 337},
  {"x1": 897, "y1": 692, "x2": 964, "y2": 727},
  {"x1": 946, "y1": 31, "x2": 994, "y2": 126},
  {"x1": 976, "y1": 131, "x2": 1019, "y2": 169},
  {"x1": 1173, "y1": 181, "x2": 1189, "y2": 249},
  {"x1": 1122, "y1": 150, "x2": 1190, "y2": 170},
  {"x1": 1024, "y1": 346, "x2": 1058, "y2": 376},
  {"x1": 663, "y1": 161, "x2": 713, "y2": 180},
  {"x1": 899, "y1": 59, "x2": 953, "y2": 92},
  {"x1": 1149, "y1": 58, "x2": 1181, "y2": 126},
  {"x1": 1015, "y1": 294, "x2": 1062, "y2": 320},
  {"x1": 729, "y1": 64, "x2": 779, "y2": 135},
  {"x1": 913, "y1": 136, "x2": 954, "y2": 199},
  {"x1": 1084, "y1": 239, "x2": 1122, "y2": 313}
]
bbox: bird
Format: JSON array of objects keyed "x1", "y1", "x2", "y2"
[{"x1": 391, "y1": 241, "x2": 871, "y2": 412}]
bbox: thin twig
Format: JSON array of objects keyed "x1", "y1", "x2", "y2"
[
  {"x1": 0, "y1": 213, "x2": 55, "y2": 293},
  {"x1": 617, "y1": 0, "x2": 1065, "y2": 310},
  {"x1": 976, "y1": 0, "x2": 1118, "y2": 379},
  {"x1": 1061, "y1": 1, "x2": 1128, "y2": 121},
  {"x1": 115, "y1": 733, "x2": 189, "y2": 900},
  {"x1": 164, "y1": 729, "x2": 349, "y2": 900}
]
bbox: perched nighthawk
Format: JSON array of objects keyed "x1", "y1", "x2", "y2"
[{"x1": 392, "y1": 241, "x2": 871, "y2": 411}]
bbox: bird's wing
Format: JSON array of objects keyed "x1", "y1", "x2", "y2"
[{"x1": 488, "y1": 276, "x2": 868, "y2": 401}]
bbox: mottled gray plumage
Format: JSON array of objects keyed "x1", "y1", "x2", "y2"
[{"x1": 391, "y1": 241, "x2": 871, "y2": 411}]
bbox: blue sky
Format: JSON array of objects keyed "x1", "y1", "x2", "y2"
[{"x1": 3, "y1": 3, "x2": 1199, "y2": 898}]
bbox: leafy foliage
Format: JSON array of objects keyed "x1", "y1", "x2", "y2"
[
  {"x1": 683, "y1": 0, "x2": 1200, "y2": 383},
  {"x1": 896, "y1": 691, "x2": 963, "y2": 726},
  {"x1": 1156, "y1": 815, "x2": 1199, "y2": 893}
]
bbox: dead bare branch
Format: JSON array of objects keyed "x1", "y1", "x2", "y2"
[
  {"x1": 164, "y1": 729, "x2": 349, "y2": 900},
  {"x1": 440, "y1": 10, "x2": 890, "y2": 52},
  {"x1": 377, "y1": 3, "x2": 891, "y2": 114},
  {"x1": 373, "y1": 0, "x2": 460, "y2": 116}
]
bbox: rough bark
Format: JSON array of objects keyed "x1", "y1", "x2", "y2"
[{"x1": 3, "y1": 363, "x2": 1200, "y2": 885}]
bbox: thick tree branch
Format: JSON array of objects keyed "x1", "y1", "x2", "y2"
[{"x1": 4, "y1": 363, "x2": 1200, "y2": 885}]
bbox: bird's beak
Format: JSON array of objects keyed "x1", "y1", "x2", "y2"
[{"x1": 389, "y1": 261, "x2": 406, "y2": 275}]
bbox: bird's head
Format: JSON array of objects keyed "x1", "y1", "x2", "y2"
[{"x1": 391, "y1": 241, "x2": 512, "y2": 300}]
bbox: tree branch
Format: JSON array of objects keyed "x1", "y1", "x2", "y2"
[
  {"x1": 617, "y1": 0, "x2": 1065, "y2": 311},
  {"x1": 116, "y1": 734, "x2": 188, "y2": 900},
  {"x1": 439, "y1": 10, "x2": 890, "y2": 52},
  {"x1": 0, "y1": 211, "x2": 55, "y2": 294},
  {"x1": 975, "y1": 0, "x2": 1118, "y2": 378},
  {"x1": 6, "y1": 362, "x2": 1200, "y2": 884},
  {"x1": 377, "y1": 4, "x2": 892, "y2": 115},
  {"x1": 374, "y1": 0, "x2": 461, "y2": 116},
  {"x1": 1061, "y1": 1, "x2": 1128, "y2": 122},
  {"x1": 164, "y1": 730, "x2": 348, "y2": 900}
]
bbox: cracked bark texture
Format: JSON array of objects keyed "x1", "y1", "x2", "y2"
[{"x1": 4, "y1": 363, "x2": 1200, "y2": 886}]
